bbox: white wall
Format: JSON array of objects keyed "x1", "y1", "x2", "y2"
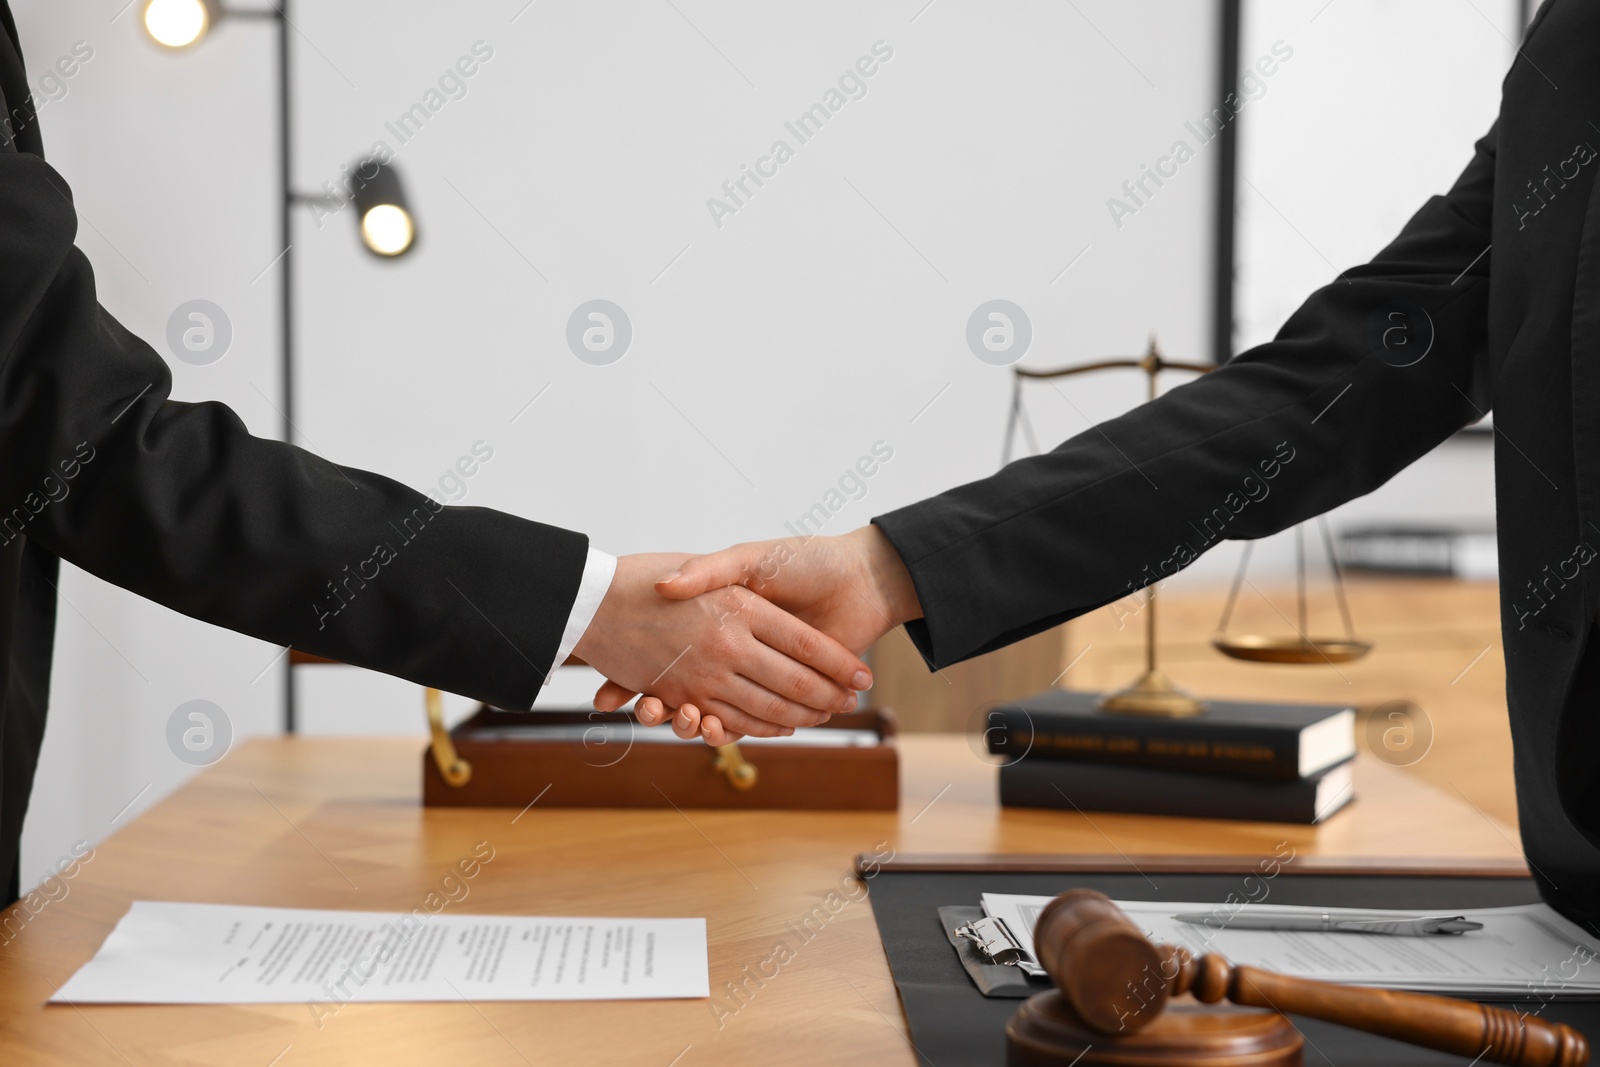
[
  {"x1": 10, "y1": 0, "x2": 1498, "y2": 884},
  {"x1": 1236, "y1": 0, "x2": 1519, "y2": 354}
]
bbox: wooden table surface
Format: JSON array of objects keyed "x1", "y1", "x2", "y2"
[{"x1": 0, "y1": 735, "x2": 1526, "y2": 1067}]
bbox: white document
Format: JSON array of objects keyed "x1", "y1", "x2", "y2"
[
  {"x1": 53, "y1": 902, "x2": 708, "y2": 1006},
  {"x1": 982, "y1": 894, "x2": 1600, "y2": 1000},
  {"x1": 467, "y1": 724, "x2": 880, "y2": 746}
]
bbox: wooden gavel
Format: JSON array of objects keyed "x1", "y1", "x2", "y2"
[{"x1": 1007, "y1": 889, "x2": 1589, "y2": 1067}]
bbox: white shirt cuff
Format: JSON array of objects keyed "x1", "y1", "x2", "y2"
[{"x1": 546, "y1": 546, "x2": 617, "y2": 684}]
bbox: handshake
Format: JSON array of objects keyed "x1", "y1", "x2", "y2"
[{"x1": 569, "y1": 526, "x2": 923, "y2": 746}]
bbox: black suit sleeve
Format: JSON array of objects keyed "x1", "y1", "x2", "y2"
[
  {"x1": 875, "y1": 122, "x2": 1497, "y2": 670},
  {"x1": 0, "y1": 149, "x2": 587, "y2": 711}
]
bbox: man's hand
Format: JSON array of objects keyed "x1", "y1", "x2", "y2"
[
  {"x1": 595, "y1": 529, "x2": 922, "y2": 742},
  {"x1": 631, "y1": 697, "x2": 746, "y2": 746},
  {"x1": 573, "y1": 553, "x2": 873, "y2": 738}
]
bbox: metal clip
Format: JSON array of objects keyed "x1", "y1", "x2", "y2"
[
  {"x1": 955, "y1": 916, "x2": 1034, "y2": 967},
  {"x1": 713, "y1": 742, "x2": 759, "y2": 791},
  {"x1": 425, "y1": 687, "x2": 472, "y2": 787}
]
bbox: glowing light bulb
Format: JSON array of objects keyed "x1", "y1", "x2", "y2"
[
  {"x1": 143, "y1": 0, "x2": 211, "y2": 49},
  {"x1": 360, "y1": 204, "x2": 415, "y2": 257}
]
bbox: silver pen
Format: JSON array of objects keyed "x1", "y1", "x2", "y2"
[{"x1": 1171, "y1": 908, "x2": 1485, "y2": 936}]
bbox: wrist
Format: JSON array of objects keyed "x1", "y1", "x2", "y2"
[
  {"x1": 852, "y1": 524, "x2": 921, "y2": 626},
  {"x1": 571, "y1": 554, "x2": 631, "y2": 666}
]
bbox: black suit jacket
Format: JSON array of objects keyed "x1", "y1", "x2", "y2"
[
  {"x1": 0, "y1": 8, "x2": 587, "y2": 900},
  {"x1": 878, "y1": 0, "x2": 1600, "y2": 924}
]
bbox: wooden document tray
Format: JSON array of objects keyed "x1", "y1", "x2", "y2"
[{"x1": 422, "y1": 706, "x2": 900, "y2": 810}]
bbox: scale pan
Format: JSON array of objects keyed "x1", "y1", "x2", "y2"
[{"x1": 1210, "y1": 635, "x2": 1372, "y2": 664}]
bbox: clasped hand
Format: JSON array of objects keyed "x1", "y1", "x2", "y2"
[{"x1": 578, "y1": 528, "x2": 921, "y2": 746}]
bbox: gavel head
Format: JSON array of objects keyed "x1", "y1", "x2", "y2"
[{"x1": 1033, "y1": 889, "x2": 1188, "y2": 1036}]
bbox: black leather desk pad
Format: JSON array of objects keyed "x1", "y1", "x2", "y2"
[{"x1": 867, "y1": 869, "x2": 1599, "y2": 1067}]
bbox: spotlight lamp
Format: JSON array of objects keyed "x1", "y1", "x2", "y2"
[
  {"x1": 142, "y1": 0, "x2": 220, "y2": 50},
  {"x1": 349, "y1": 160, "x2": 418, "y2": 258},
  {"x1": 139, "y1": 0, "x2": 427, "y2": 730}
]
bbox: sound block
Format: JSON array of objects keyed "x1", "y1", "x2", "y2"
[{"x1": 1008, "y1": 991, "x2": 1303, "y2": 1066}]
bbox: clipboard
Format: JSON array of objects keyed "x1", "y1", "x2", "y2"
[{"x1": 939, "y1": 905, "x2": 1049, "y2": 998}]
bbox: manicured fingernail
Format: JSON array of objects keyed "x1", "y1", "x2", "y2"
[
  {"x1": 838, "y1": 692, "x2": 858, "y2": 713},
  {"x1": 656, "y1": 571, "x2": 682, "y2": 585},
  {"x1": 852, "y1": 670, "x2": 873, "y2": 691}
]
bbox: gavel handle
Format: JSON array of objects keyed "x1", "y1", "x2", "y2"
[{"x1": 1211, "y1": 961, "x2": 1588, "y2": 1067}]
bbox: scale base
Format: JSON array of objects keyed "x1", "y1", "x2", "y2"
[
  {"x1": 1095, "y1": 669, "x2": 1208, "y2": 718},
  {"x1": 1007, "y1": 992, "x2": 1302, "y2": 1066}
]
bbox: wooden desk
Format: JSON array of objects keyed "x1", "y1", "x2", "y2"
[{"x1": 0, "y1": 736, "x2": 1525, "y2": 1066}]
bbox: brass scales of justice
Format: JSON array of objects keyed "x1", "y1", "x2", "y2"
[{"x1": 1002, "y1": 336, "x2": 1372, "y2": 718}]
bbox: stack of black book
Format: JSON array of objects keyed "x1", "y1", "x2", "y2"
[{"x1": 989, "y1": 689, "x2": 1357, "y2": 824}]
